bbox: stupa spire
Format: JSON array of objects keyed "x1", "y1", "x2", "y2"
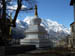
[{"x1": 35, "y1": 4, "x2": 38, "y2": 16}]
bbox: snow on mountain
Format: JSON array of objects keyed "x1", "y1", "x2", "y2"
[
  {"x1": 12, "y1": 16, "x2": 70, "y2": 40},
  {"x1": 16, "y1": 19, "x2": 28, "y2": 28},
  {"x1": 12, "y1": 19, "x2": 28, "y2": 39},
  {"x1": 41, "y1": 19, "x2": 70, "y2": 40}
]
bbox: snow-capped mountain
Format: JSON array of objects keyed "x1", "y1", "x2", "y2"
[{"x1": 12, "y1": 16, "x2": 70, "y2": 41}]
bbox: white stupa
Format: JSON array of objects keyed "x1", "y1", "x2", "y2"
[{"x1": 20, "y1": 5, "x2": 51, "y2": 48}]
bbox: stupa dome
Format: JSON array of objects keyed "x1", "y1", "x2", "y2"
[{"x1": 30, "y1": 16, "x2": 41, "y2": 25}]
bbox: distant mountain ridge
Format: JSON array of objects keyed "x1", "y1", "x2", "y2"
[{"x1": 12, "y1": 16, "x2": 70, "y2": 41}]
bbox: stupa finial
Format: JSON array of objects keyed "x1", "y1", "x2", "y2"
[{"x1": 35, "y1": 4, "x2": 38, "y2": 16}]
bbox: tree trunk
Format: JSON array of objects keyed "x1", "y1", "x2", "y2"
[{"x1": 2, "y1": 0, "x2": 6, "y2": 22}]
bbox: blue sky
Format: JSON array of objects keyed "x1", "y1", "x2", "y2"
[
  {"x1": 38, "y1": 0, "x2": 74, "y2": 28},
  {"x1": 18, "y1": 0, "x2": 74, "y2": 28}
]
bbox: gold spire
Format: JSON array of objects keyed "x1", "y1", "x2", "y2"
[{"x1": 35, "y1": 4, "x2": 38, "y2": 16}]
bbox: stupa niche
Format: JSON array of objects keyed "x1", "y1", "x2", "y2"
[{"x1": 20, "y1": 5, "x2": 51, "y2": 48}]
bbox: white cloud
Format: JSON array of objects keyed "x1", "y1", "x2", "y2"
[{"x1": 7, "y1": 5, "x2": 27, "y2": 10}]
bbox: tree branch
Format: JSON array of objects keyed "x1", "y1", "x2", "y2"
[{"x1": 13, "y1": 0, "x2": 22, "y2": 27}]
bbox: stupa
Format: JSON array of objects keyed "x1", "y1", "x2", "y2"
[{"x1": 20, "y1": 5, "x2": 51, "y2": 48}]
